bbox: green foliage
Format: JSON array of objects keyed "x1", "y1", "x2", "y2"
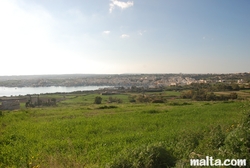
[
  {"x1": 128, "y1": 95, "x2": 136, "y2": 102},
  {"x1": 205, "y1": 125, "x2": 225, "y2": 149},
  {"x1": 173, "y1": 132, "x2": 203, "y2": 159},
  {"x1": 169, "y1": 102, "x2": 192, "y2": 106},
  {"x1": 97, "y1": 105, "x2": 118, "y2": 109},
  {"x1": 180, "y1": 90, "x2": 194, "y2": 99},
  {"x1": 136, "y1": 95, "x2": 152, "y2": 103},
  {"x1": 108, "y1": 96, "x2": 123, "y2": 103},
  {"x1": 142, "y1": 109, "x2": 160, "y2": 114},
  {"x1": 220, "y1": 112, "x2": 250, "y2": 162},
  {"x1": 195, "y1": 125, "x2": 225, "y2": 156},
  {"x1": 0, "y1": 110, "x2": 3, "y2": 117},
  {"x1": 188, "y1": 83, "x2": 241, "y2": 92},
  {"x1": 135, "y1": 94, "x2": 166, "y2": 103},
  {"x1": 181, "y1": 89, "x2": 238, "y2": 101},
  {"x1": 94, "y1": 96, "x2": 102, "y2": 104},
  {"x1": 179, "y1": 83, "x2": 244, "y2": 101},
  {"x1": 0, "y1": 93, "x2": 249, "y2": 167},
  {"x1": 175, "y1": 112, "x2": 250, "y2": 166},
  {"x1": 108, "y1": 143, "x2": 176, "y2": 168},
  {"x1": 151, "y1": 100, "x2": 165, "y2": 103}
]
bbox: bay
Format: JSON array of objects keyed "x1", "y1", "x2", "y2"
[{"x1": 0, "y1": 86, "x2": 110, "y2": 97}]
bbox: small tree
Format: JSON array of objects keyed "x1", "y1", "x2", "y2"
[{"x1": 94, "y1": 96, "x2": 102, "y2": 104}]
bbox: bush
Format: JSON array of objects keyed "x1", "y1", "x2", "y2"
[
  {"x1": 195, "y1": 125, "x2": 225, "y2": 156},
  {"x1": 108, "y1": 97, "x2": 123, "y2": 103},
  {"x1": 169, "y1": 102, "x2": 192, "y2": 106},
  {"x1": 130, "y1": 99, "x2": 136, "y2": 103},
  {"x1": 220, "y1": 112, "x2": 250, "y2": 162},
  {"x1": 108, "y1": 143, "x2": 176, "y2": 168},
  {"x1": 97, "y1": 105, "x2": 118, "y2": 109},
  {"x1": 128, "y1": 95, "x2": 136, "y2": 103},
  {"x1": 0, "y1": 110, "x2": 3, "y2": 117},
  {"x1": 173, "y1": 132, "x2": 203, "y2": 159},
  {"x1": 143, "y1": 109, "x2": 160, "y2": 114},
  {"x1": 151, "y1": 100, "x2": 165, "y2": 103},
  {"x1": 229, "y1": 92, "x2": 238, "y2": 99},
  {"x1": 136, "y1": 95, "x2": 152, "y2": 103},
  {"x1": 94, "y1": 96, "x2": 102, "y2": 104}
]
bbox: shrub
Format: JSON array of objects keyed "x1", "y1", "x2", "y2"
[
  {"x1": 173, "y1": 132, "x2": 203, "y2": 159},
  {"x1": 0, "y1": 111, "x2": 3, "y2": 117},
  {"x1": 97, "y1": 105, "x2": 118, "y2": 109},
  {"x1": 169, "y1": 102, "x2": 192, "y2": 106},
  {"x1": 94, "y1": 96, "x2": 102, "y2": 104},
  {"x1": 136, "y1": 95, "x2": 152, "y2": 103},
  {"x1": 108, "y1": 97, "x2": 123, "y2": 103},
  {"x1": 151, "y1": 100, "x2": 165, "y2": 103},
  {"x1": 220, "y1": 112, "x2": 250, "y2": 162},
  {"x1": 182, "y1": 102, "x2": 192, "y2": 105},
  {"x1": 195, "y1": 125, "x2": 225, "y2": 156},
  {"x1": 143, "y1": 110, "x2": 160, "y2": 114},
  {"x1": 229, "y1": 92, "x2": 238, "y2": 99},
  {"x1": 130, "y1": 99, "x2": 136, "y2": 103},
  {"x1": 108, "y1": 143, "x2": 176, "y2": 168},
  {"x1": 169, "y1": 102, "x2": 180, "y2": 106},
  {"x1": 128, "y1": 95, "x2": 136, "y2": 103}
]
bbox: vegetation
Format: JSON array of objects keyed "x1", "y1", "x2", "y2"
[
  {"x1": 108, "y1": 143, "x2": 176, "y2": 168},
  {"x1": 108, "y1": 96, "x2": 123, "y2": 103},
  {"x1": 181, "y1": 90, "x2": 238, "y2": 101},
  {"x1": 94, "y1": 96, "x2": 102, "y2": 104},
  {"x1": 0, "y1": 88, "x2": 250, "y2": 167}
]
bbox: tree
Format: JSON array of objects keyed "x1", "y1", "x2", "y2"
[
  {"x1": 232, "y1": 84, "x2": 240, "y2": 91},
  {"x1": 206, "y1": 92, "x2": 216, "y2": 101},
  {"x1": 94, "y1": 96, "x2": 102, "y2": 104},
  {"x1": 181, "y1": 90, "x2": 194, "y2": 99}
]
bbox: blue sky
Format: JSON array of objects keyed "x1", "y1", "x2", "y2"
[{"x1": 0, "y1": 0, "x2": 249, "y2": 75}]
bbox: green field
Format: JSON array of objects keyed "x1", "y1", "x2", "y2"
[{"x1": 0, "y1": 92, "x2": 250, "y2": 167}]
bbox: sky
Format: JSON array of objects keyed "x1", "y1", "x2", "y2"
[{"x1": 0, "y1": 0, "x2": 250, "y2": 75}]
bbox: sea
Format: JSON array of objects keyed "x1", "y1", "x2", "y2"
[{"x1": 0, "y1": 86, "x2": 110, "y2": 97}]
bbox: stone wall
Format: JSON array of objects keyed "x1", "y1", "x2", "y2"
[{"x1": 0, "y1": 100, "x2": 20, "y2": 110}]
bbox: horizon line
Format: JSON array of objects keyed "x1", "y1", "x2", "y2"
[{"x1": 1, "y1": 72, "x2": 250, "y2": 77}]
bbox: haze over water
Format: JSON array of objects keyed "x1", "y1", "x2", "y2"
[{"x1": 0, "y1": 86, "x2": 108, "y2": 97}]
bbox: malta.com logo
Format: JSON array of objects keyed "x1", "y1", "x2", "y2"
[{"x1": 190, "y1": 156, "x2": 247, "y2": 167}]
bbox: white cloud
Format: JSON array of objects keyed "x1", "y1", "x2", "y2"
[
  {"x1": 103, "y1": 30, "x2": 111, "y2": 34},
  {"x1": 109, "y1": 0, "x2": 134, "y2": 13},
  {"x1": 120, "y1": 34, "x2": 130, "y2": 38}
]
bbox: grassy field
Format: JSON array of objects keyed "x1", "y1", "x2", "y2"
[{"x1": 0, "y1": 92, "x2": 250, "y2": 167}]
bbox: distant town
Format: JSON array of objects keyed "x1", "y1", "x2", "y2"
[{"x1": 0, "y1": 73, "x2": 250, "y2": 88}]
